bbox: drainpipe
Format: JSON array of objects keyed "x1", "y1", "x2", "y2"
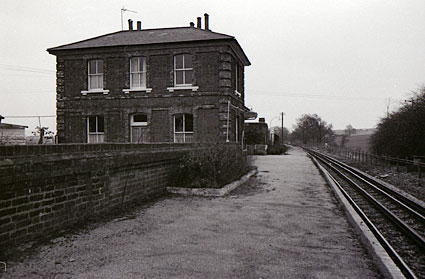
[{"x1": 226, "y1": 100, "x2": 230, "y2": 142}]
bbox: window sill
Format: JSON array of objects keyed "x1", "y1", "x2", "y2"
[
  {"x1": 123, "y1": 88, "x2": 152, "y2": 94},
  {"x1": 167, "y1": 86, "x2": 199, "y2": 92},
  {"x1": 81, "y1": 89, "x2": 110, "y2": 95},
  {"x1": 234, "y1": 90, "x2": 242, "y2": 97}
]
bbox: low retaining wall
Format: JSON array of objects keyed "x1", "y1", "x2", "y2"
[{"x1": 0, "y1": 143, "x2": 200, "y2": 250}]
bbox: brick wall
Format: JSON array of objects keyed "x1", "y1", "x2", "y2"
[
  {"x1": 0, "y1": 143, "x2": 201, "y2": 250},
  {"x1": 55, "y1": 43, "x2": 247, "y2": 144}
]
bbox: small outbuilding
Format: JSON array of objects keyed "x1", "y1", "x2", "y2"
[{"x1": 0, "y1": 116, "x2": 28, "y2": 145}]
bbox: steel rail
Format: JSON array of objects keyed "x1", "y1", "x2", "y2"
[
  {"x1": 327, "y1": 173, "x2": 418, "y2": 279},
  {"x1": 313, "y1": 152, "x2": 425, "y2": 251},
  {"x1": 310, "y1": 149, "x2": 425, "y2": 219},
  {"x1": 309, "y1": 152, "x2": 419, "y2": 278}
]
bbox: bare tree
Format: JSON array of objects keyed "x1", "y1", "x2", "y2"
[
  {"x1": 371, "y1": 86, "x2": 425, "y2": 157},
  {"x1": 291, "y1": 114, "x2": 334, "y2": 145}
]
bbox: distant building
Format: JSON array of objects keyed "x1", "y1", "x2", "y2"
[
  {"x1": 47, "y1": 14, "x2": 255, "y2": 144},
  {"x1": 244, "y1": 118, "x2": 269, "y2": 145},
  {"x1": 0, "y1": 116, "x2": 28, "y2": 145}
]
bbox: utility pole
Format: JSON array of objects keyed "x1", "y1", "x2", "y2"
[{"x1": 281, "y1": 112, "x2": 284, "y2": 145}]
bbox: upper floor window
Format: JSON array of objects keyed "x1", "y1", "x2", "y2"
[
  {"x1": 87, "y1": 116, "x2": 104, "y2": 143},
  {"x1": 130, "y1": 57, "x2": 146, "y2": 89},
  {"x1": 174, "y1": 54, "x2": 193, "y2": 86},
  {"x1": 88, "y1": 60, "x2": 103, "y2": 90},
  {"x1": 174, "y1": 113, "x2": 193, "y2": 143}
]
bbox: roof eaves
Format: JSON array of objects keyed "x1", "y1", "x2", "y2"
[{"x1": 47, "y1": 30, "x2": 124, "y2": 53}]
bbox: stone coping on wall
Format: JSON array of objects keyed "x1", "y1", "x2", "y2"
[
  {"x1": 0, "y1": 143, "x2": 232, "y2": 158},
  {"x1": 166, "y1": 168, "x2": 258, "y2": 197}
]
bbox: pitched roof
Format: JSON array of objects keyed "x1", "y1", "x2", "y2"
[
  {"x1": 48, "y1": 27, "x2": 235, "y2": 50},
  {"x1": 47, "y1": 27, "x2": 250, "y2": 65}
]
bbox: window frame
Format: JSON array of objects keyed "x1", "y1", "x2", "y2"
[
  {"x1": 173, "y1": 113, "x2": 194, "y2": 143},
  {"x1": 130, "y1": 114, "x2": 148, "y2": 127},
  {"x1": 88, "y1": 60, "x2": 104, "y2": 90},
  {"x1": 87, "y1": 116, "x2": 104, "y2": 143},
  {"x1": 130, "y1": 114, "x2": 148, "y2": 143},
  {"x1": 130, "y1": 57, "x2": 147, "y2": 89},
  {"x1": 174, "y1": 54, "x2": 193, "y2": 87}
]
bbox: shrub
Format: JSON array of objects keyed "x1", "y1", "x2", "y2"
[
  {"x1": 267, "y1": 144, "x2": 288, "y2": 155},
  {"x1": 169, "y1": 144, "x2": 251, "y2": 189}
]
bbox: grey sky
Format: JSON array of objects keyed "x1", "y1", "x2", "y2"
[{"x1": 1, "y1": 0, "x2": 425, "y2": 134}]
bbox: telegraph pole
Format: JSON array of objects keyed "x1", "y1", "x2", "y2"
[{"x1": 281, "y1": 112, "x2": 284, "y2": 145}]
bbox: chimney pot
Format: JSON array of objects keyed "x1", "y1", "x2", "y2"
[
  {"x1": 259, "y1": 118, "x2": 265, "y2": 123},
  {"x1": 128, "y1": 19, "x2": 133, "y2": 31},
  {"x1": 204, "y1": 13, "x2": 209, "y2": 30},
  {"x1": 189, "y1": 22, "x2": 195, "y2": 28},
  {"x1": 197, "y1": 17, "x2": 201, "y2": 28},
  {"x1": 137, "y1": 21, "x2": 142, "y2": 30}
]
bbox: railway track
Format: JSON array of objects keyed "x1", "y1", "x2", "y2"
[{"x1": 306, "y1": 148, "x2": 425, "y2": 279}]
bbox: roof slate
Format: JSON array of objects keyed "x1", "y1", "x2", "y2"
[{"x1": 48, "y1": 27, "x2": 234, "y2": 52}]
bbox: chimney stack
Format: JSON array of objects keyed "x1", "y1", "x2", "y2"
[
  {"x1": 137, "y1": 21, "x2": 142, "y2": 31},
  {"x1": 259, "y1": 118, "x2": 265, "y2": 123},
  {"x1": 197, "y1": 17, "x2": 202, "y2": 28},
  {"x1": 128, "y1": 19, "x2": 133, "y2": 31},
  {"x1": 189, "y1": 22, "x2": 195, "y2": 28},
  {"x1": 204, "y1": 13, "x2": 209, "y2": 30}
]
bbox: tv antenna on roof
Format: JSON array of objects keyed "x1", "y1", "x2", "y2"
[{"x1": 121, "y1": 6, "x2": 137, "y2": 30}]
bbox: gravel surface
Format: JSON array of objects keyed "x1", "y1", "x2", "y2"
[{"x1": 3, "y1": 147, "x2": 381, "y2": 278}]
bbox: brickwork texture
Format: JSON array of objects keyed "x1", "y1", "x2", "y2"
[
  {"x1": 54, "y1": 43, "x2": 247, "y2": 144},
  {"x1": 0, "y1": 143, "x2": 209, "y2": 250}
]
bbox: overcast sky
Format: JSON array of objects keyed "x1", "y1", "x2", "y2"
[{"x1": 1, "y1": 0, "x2": 425, "y2": 134}]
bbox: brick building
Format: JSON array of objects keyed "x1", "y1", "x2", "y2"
[
  {"x1": 47, "y1": 14, "x2": 254, "y2": 144},
  {"x1": 244, "y1": 118, "x2": 269, "y2": 145}
]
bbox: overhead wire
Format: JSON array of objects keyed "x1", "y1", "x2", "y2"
[
  {"x1": 3, "y1": 115, "x2": 55, "y2": 118},
  {"x1": 0, "y1": 64, "x2": 399, "y2": 102},
  {"x1": 0, "y1": 64, "x2": 55, "y2": 75},
  {"x1": 246, "y1": 89, "x2": 393, "y2": 101}
]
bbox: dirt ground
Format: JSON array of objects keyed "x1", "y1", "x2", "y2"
[{"x1": 2, "y1": 147, "x2": 381, "y2": 278}]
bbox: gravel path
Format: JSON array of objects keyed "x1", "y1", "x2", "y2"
[{"x1": 3, "y1": 147, "x2": 381, "y2": 278}]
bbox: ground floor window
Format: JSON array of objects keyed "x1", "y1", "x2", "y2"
[
  {"x1": 87, "y1": 116, "x2": 104, "y2": 143},
  {"x1": 130, "y1": 114, "x2": 148, "y2": 143},
  {"x1": 174, "y1": 113, "x2": 193, "y2": 143}
]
